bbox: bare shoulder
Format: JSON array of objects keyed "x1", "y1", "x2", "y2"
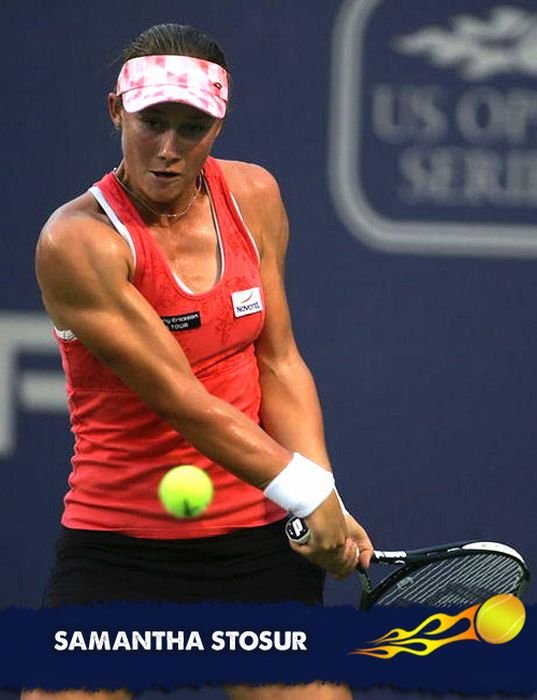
[
  {"x1": 37, "y1": 192, "x2": 131, "y2": 271},
  {"x1": 215, "y1": 160, "x2": 287, "y2": 256},
  {"x1": 40, "y1": 191, "x2": 112, "y2": 243},
  {"x1": 216, "y1": 159, "x2": 283, "y2": 207}
]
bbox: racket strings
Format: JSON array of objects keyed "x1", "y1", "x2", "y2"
[{"x1": 376, "y1": 553, "x2": 525, "y2": 607}]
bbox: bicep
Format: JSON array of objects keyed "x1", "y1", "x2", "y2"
[
  {"x1": 36, "y1": 220, "x2": 200, "y2": 415},
  {"x1": 255, "y1": 194, "x2": 300, "y2": 367},
  {"x1": 256, "y1": 261, "x2": 296, "y2": 367}
]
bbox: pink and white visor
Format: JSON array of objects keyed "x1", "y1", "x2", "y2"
[{"x1": 116, "y1": 55, "x2": 228, "y2": 118}]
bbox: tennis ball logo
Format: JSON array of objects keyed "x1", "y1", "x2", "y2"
[
  {"x1": 158, "y1": 465, "x2": 214, "y2": 518},
  {"x1": 475, "y1": 593, "x2": 526, "y2": 644},
  {"x1": 355, "y1": 593, "x2": 526, "y2": 658}
]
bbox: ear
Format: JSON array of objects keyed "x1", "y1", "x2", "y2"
[
  {"x1": 108, "y1": 92, "x2": 122, "y2": 130},
  {"x1": 213, "y1": 119, "x2": 224, "y2": 138}
]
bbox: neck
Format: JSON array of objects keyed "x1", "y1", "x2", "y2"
[{"x1": 113, "y1": 165, "x2": 203, "y2": 224}]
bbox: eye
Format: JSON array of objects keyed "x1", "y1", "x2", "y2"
[
  {"x1": 179, "y1": 123, "x2": 212, "y2": 138},
  {"x1": 139, "y1": 115, "x2": 166, "y2": 132}
]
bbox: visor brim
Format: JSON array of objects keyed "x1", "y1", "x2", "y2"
[{"x1": 121, "y1": 86, "x2": 227, "y2": 119}]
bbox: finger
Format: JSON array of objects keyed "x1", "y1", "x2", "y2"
[
  {"x1": 358, "y1": 545, "x2": 374, "y2": 569},
  {"x1": 332, "y1": 538, "x2": 359, "y2": 579},
  {"x1": 287, "y1": 538, "x2": 315, "y2": 556},
  {"x1": 346, "y1": 536, "x2": 359, "y2": 566}
]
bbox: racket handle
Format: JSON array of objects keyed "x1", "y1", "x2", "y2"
[
  {"x1": 285, "y1": 516, "x2": 310, "y2": 544},
  {"x1": 286, "y1": 516, "x2": 374, "y2": 598}
]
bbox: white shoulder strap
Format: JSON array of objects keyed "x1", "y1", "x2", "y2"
[
  {"x1": 230, "y1": 193, "x2": 261, "y2": 263},
  {"x1": 88, "y1": 185, "x2": 137, "y2": 267}
]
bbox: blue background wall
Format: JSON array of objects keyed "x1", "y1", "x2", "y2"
[{"x1": 2, "y1": 1, "x2": 535, "y2": 698}]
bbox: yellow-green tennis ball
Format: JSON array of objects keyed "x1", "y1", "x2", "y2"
[
  {"x1": 475, "y1": 594, "x2": 526, "y2": 644},
  {"x1": 158, "y1": 465, "x2": 214, "y2": 518}
]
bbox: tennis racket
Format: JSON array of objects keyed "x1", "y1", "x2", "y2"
[{"x1": 285, "y1": 516, "x2": 530, "y2": 610}]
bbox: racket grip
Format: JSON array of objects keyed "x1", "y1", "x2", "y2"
[
  {"x1": 286, "y1": 516, "x2": 371, "y2": 583},
  {"x1": 285, "y1": 516, "x2": 310, "y2": 544}
]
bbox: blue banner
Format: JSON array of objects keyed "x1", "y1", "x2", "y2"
[{"x1": 1, "y1": 602, "x2": 534, "y2": 694}]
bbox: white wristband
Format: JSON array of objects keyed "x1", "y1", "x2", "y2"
[{"x1": 263, "y1": 452, "x2": 335, "y2": 518}]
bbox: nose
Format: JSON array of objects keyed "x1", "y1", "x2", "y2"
[{"x1": 156, "y1": 129, "x2": 182, "y2": 162}]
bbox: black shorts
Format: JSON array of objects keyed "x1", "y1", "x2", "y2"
[{"x1": 43, "y1": 519, "x2": 325, "y2": 607}]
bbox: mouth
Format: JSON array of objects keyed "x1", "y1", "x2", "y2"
[{"x1": 150, "y1": 170, "x2": 181, "y2": 180}]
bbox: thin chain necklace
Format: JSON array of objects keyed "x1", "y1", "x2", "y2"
[{"x1": 113, "y1": 170, "x2": 203, "y2": 220}]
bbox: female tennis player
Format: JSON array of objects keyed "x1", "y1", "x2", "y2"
[{"x1": 23, "y1": 23, "x2": 372, "y2": 700}]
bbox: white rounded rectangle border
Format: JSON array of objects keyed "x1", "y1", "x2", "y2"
[{"x1": 328, "y1": 0, "x2": 537, "y2": 258}]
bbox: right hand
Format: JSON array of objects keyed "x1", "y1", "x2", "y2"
[{"x1": 286, "y1": 492, "x2": 359, "y2": 579}]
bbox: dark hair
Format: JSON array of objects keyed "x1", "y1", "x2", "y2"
[{"x1": 121, "y1": 23, "x2": 229, "y2": 71}]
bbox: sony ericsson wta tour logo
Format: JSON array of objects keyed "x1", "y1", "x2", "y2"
[
  {"x1": 353, "y1": 594, "x2": 526, "y2": 659},
  {"x1": 329, "y1": 1, "x2": 537, "y2": 257}
]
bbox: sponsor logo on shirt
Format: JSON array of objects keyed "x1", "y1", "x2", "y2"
[
  {"x1": 231, "y1": 288, "x2": 263, "y2": 318},
  {"x1": 161, "y1": 312, "x2": 201, "y2": 331}
]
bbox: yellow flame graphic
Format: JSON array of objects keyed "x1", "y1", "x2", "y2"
[
  {"x1": 352, "y1": 595, "x2": 526, "y2": 658},
  {"x1": 352, "y1": 605, "x2": 480, "y2": 658}
]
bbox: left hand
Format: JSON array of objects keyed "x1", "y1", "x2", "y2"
[{"x1": 341, "y1": 512, "x2": 374, "y2": 574}]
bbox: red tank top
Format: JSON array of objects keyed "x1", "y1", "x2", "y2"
[{"x1": 58, "y1": 157, "x2": 285, "y2": 538}]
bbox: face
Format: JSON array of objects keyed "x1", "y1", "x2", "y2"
[{"x1": 108, "y1": 96, "x2": 223, "y2": 202}]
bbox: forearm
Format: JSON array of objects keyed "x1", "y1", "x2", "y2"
[
  {"x1": 81, "y1": 336, "x2": 334, "y2": 515},
  {"x1": 163, "y1": 385, "x2": 292, "y2": 489},
  {"x1": 157, "y1": 381, "x2": 336, "y2": 518},
  {"x1": 257, "y1": 351, "x2": 332, "y2": 470}
]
